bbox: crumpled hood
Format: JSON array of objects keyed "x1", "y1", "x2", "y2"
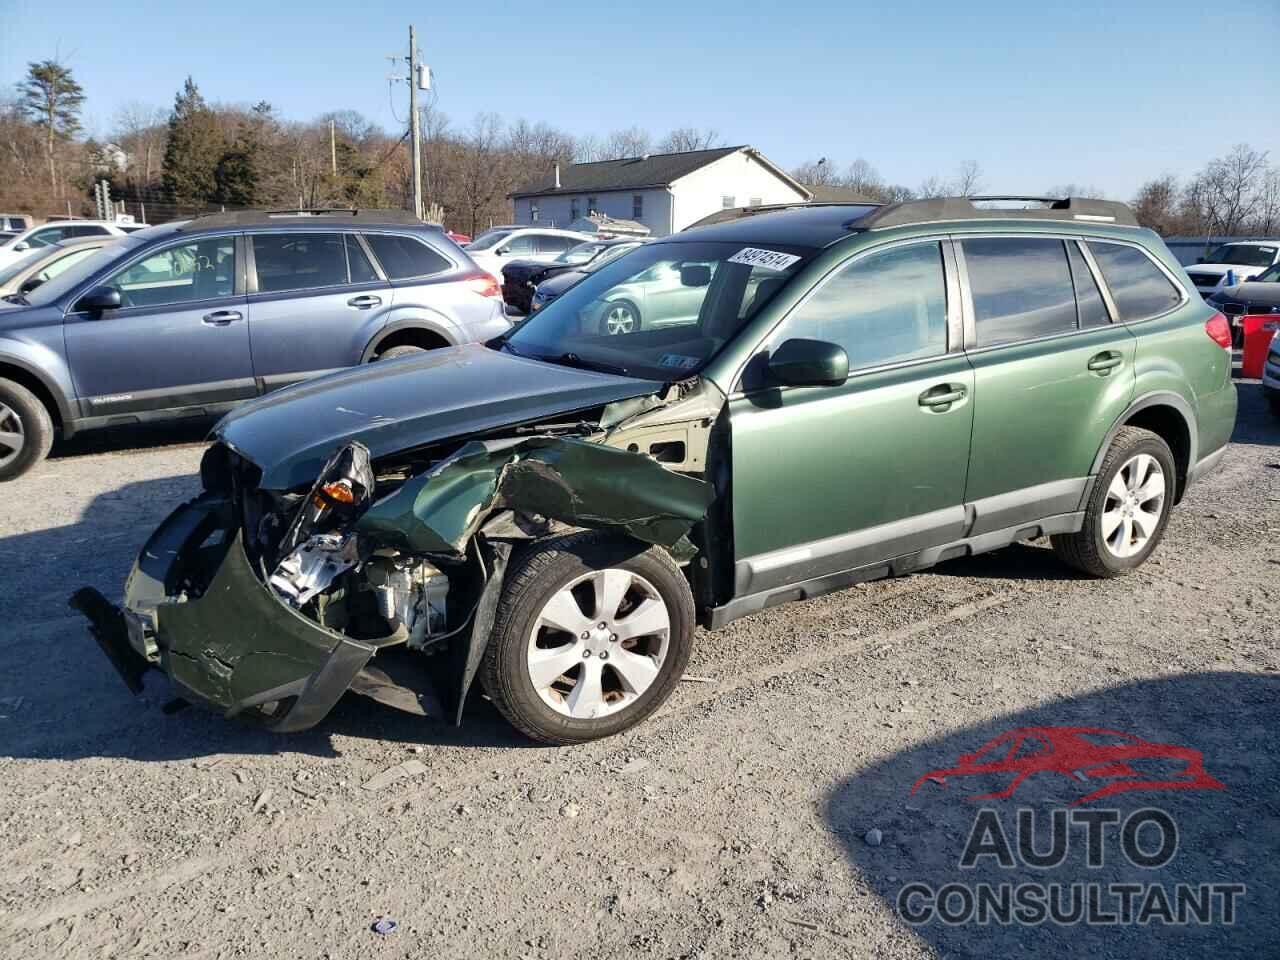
[{"x1": 214, "y1": 343, "x2": 662, "y2": 490}]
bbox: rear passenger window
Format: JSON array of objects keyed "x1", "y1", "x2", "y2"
[
  {"x1": 1067, "y1": 241, "x2": 1110, "y2": 329},
  {"x1": 364, "y1": 234, "x2": 451, "y2": 279},
  {"x1": 1085, "y1": 242, "x2": 1182, "y2": 321},
  {"x1": 345, "y1": 236, "x2": 379, "y2": 283},
  {"x1": 253, "y1": 233, "x2": 349, "y2": 292},
  {"x1": 963, "y1": 238, "x2": 1076, "y2": 346},
  {"x1": 784, "y1": 241, "x2": 948, "y2": 371},
  {"x1": 537, "y1": 235, "x2": 577, "y2": 254}
]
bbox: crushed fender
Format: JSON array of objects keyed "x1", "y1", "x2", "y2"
[{"x1": 356, "y1": 435, "x2": 715, "y2": 556}]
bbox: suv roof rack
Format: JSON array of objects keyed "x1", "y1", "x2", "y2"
[
  {"x1": 686, "y1": 201, "x2": 883, "y2": 231},
  {"x1": 183, "y1": 208, "x2": 426, "y2": 229},
  {"x1": 851, "y1": 196, "x2": 1139, "y2": 230}
]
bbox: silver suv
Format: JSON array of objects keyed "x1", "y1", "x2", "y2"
[{"x1": 0, "y1": 209, "x2": 509, "y2": 480}]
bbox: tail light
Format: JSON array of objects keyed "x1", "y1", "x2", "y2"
[
  {"x1": 463, "y1": 272, "x2": 501, "y2": 299},
  {"x1": 1204, "y1": 312, "x2": 1232, "y2": 350}
]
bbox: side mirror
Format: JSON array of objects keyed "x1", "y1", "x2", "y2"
[
  {"x1": 768, "y1": 338, "x2": 849, "y2": 387},
  {"x1": 18, "y1": 276, "x2": 44, "y2": 295},
  {"x1": 75, "y1": 285, "x2": 122, "y2": 314},
  {"x1": 13, "y1": 241, "x2": 28, "y2": 252},
  {"x1": 680, "y1": 264, "x2": 712, "y2": 287},
  {"x1": 496, "y1": 247, "x2": 509, "y2": 257}
]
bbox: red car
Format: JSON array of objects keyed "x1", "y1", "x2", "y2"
[
  {"x1": 911, "y1": 726, "x2": 1225, "y2": 806},
  {"x1": 446, "y1": 230, "x2": 471, "y2": 246}
]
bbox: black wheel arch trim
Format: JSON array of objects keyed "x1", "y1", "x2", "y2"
[
  {"x1": 1090, "y1": 391, "x2": 1198, "y2": 495},
  {"x1": 360, "y1": 317, "x2": 457, "y2": 362},
  {"x1": 0, "y1": 352, "x2": 76, "y2": 429}
]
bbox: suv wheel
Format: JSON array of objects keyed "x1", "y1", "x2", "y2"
[
  {"x1": 480, "y1": 532, "x2": 694, "y2": 744},
  {"x1": 600, "y1": 300, "x2": 639, "y2": 336},
  {"x1": 0, "y1": 378, "x2": 54, "y2": 482},
  {"x1": 1051, "y1": 426, "x2": 1175, "y2": 577},
  {"x1": 374, "y1": 345, "x2": 426, "y2": 361}
]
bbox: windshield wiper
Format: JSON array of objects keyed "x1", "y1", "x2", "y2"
[
  {"x1": 2, "y1": 293, "x2": 28, "y2": 306},
  {"x1": 553, "y1": 352, "x2": 630, "y2": 377}
]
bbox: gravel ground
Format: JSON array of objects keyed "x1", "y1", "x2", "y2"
[{"x1": 0, "y1": 379, "x2": 1276, "y2": 960}]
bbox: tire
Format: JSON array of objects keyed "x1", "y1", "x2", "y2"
[
  {"x1": 374, "y1": 345, "x2": 427, "y2": 362},
  {"x1": 599, "y1": 300, "x2": 640, "y2": 336},
  {"x1": 1050, "y1": 426, "x2": 1176, "y2": 577},
  {"x1": 480, "y1": 531, "x2": 694, "y2": 745},
  {"x1": 0, "y1": 378, "x2": 54, "y2": 482}
]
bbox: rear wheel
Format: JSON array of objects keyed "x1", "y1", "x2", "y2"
[
  {"x1": 0, "y1": 378, "x2": 54, "y2": 482},
  {"x1": 481, "y1": 532, "x2": 694, "y2": 744},
  {"x1": 1051, "y1": 427, "x2": 1175, "y2": 577},
  {"x1": 374, "y1": 345, "x2": 427, "y2": 361}
]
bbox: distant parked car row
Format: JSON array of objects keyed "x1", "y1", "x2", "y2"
[
  {"x1": 0, "y1": 219, "x2": 148, "y2": 270},
  {"x1": 501, "y1": 238, "x2": 642, "y2": 313}
]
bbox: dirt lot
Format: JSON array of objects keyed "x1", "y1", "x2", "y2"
[{"x1": 0, "y1": 381, "x2": 1276, "y2": 960}]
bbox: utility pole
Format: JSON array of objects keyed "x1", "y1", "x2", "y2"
[
  {"x1": 330, "y1": 119, "x2": 337, "y2": 176},
  {"x1": 408, "y1": 25, "x2": 423, "y2": 221}
]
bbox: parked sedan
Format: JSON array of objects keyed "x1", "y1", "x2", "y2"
[
  {"x1": 0, "y1": 237, "x2": 117, "y2": 303},
  {"x1": 0, "y1": 220, "x2": 140, "y2": 269},
  {"x1": 1208, "y1": 260, "x2": 1280, "y2": 342},
  {"x1": 465, "y1": 227, "x2": 590, "y2": 283},
  {"x1": 503, "y1": 239, "x2": 642, "y2": 313}
]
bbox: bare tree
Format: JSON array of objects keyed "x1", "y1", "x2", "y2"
[
  {"x1": 113, "y1": 102, "x2": 167, "y2": 190},
  {"x1": 953, "y1": 160, "x2": 983, "y2": 196},
  {"x1": 844, "y1": 157, "x2": 883, "y2": 196},
  {"x1": 1251, "y1": 166, "x2": 1280, "y2": 235},
  {"x1": 657, "y1": 127, "x2": 723, "y2": 153},
  {"x1": 791, "y1": 158, "x2": 838, "y2": 187},
  {"x1": 1132, "y1": 175, "x2": 1181, "y2": 235},
  {"x1": 1191, "y1": 144, "x2": 1269, "y2": 234},
  {"x1": 917, "y1": 175, "x2": 948, "y2": 199},
  {"x1": 600, "y1": 126, "x2": 652, "y2": 160}
]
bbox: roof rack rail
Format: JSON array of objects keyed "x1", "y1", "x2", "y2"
[
  {"x1": 184, "y1": 208, "x2": 425, "y2": 229},
  {"x1": 685, "y1": 201, "x2": 884, "y2": 231},
  {"x1": 850, "y1": 196, "x2": 1140, "y2": 230}
]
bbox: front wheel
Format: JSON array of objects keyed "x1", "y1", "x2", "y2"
[
  {"x1": 1051, "y1": 426, "x2": 1175, "y2": 577},
  {"x1": 480, "y1": 532, "x2": 694, "y2": 744},
  {"x1": 0, "y1": 378, "x2": 54, "y2": 482},
  {"x1": 599, "y1": 300, "x2": 639, "y2": 336}
]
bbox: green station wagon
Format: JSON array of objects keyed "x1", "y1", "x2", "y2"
[{"x1": 77, "y1": 197, "x2": 1237, "y2": 745}]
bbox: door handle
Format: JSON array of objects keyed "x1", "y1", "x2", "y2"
[
  {"x1": 201, "y1": 310, "x2": 242, "y2": 326},
  {"x1": 347, "y1": 295, "x2": 382, "y2": 309},
  {"x1": 1087, "y1": 351, "x2": 1123, "y2": 374},
  {"x1": 918, "y1": 383, "x2": 967, "y2": 409}
]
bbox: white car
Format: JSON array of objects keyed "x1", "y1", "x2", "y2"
[
  {"x1": 0, "y1": 220, "x2": 146, "y2": 269},
  {"x1": 1185, "y1": 241, "x2": 1280, "y2": 298},
  {"x1": 464, "y1": 227, "x2": 591, "y2": 282}
]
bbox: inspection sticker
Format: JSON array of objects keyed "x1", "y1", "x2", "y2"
[{"x1": 727, "y1": 247, "x2": 801, "y2": 272}]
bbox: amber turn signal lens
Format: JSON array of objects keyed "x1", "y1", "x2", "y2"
[{"x1": 316, "y1": 479, "x2": 357, "y2": 507}]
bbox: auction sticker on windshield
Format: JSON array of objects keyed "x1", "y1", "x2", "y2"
[{"x1": 727, "y1": 248, "x2": 802, "y2": 272}]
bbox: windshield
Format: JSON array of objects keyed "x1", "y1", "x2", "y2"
[
  {"x1": 0, "y1": 247, "x2": 56, "y2": 284},
  {"x1": 506, "y1": 239, "x2": 813, "y2": 380},
  {"x1": 24, "y1": 237, "x2": 143, "y2": 306},
  {"x1": 467, "y1": 229, "x2": 513, "y2": 251},
  {"x1": 584, "y1": 243, "x2": 640, "y2": 271},
  {"x1": 1205, "y1": 244, "x2": 1276, "y2": 268},
  {"x1": 555, "y1": 242, "x2": 607, "y2": 265}
]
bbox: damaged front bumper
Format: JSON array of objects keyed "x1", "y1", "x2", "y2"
[
  {"x1": 73, "y1": 493, "x2": 392, "y2": 732},
  {"x1": 74, "y1": 431, "x2": 715, "y2": 735}
]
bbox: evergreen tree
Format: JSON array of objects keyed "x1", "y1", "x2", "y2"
[
  {"x1": 161, "y1": 77, "x2": 224, "y2": 206},
  {"x1": 16, "y1": 59, "x2": 85, "y2": 195}
]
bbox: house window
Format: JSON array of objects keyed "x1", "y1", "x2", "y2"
[
  {"x1": 633, "y1": 194, "x2": 643, "y2": 219},
  {"x1": 570, "y1": 198, "x2": 580, "y2": 221},
  {"x1": 749, "y1": 197, "x2": 762, "y2": 207},
  {"x1": 530, "y1": 202, "x2": 539, "y2": 222},
  {"x1": 587, "y1": 196, "x2": 597, "y2": 214},
  {"x1": 722, "y1": 195, "x2": 736, "y2": 209}
]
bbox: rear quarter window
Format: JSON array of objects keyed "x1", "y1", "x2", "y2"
[
  {"x1": 364, "y1": 234, "x2": 452, "y2": 279},
  {"x1": 1086, "y1": 242, "x2": 1183, "y2": 321}
]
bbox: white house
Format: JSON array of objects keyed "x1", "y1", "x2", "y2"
[{"x1": 510, "y1": 145, "x2": 812, "y2": 238}]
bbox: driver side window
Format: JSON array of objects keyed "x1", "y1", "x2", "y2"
[
  {"x1": 783, "y1": 241, "x2": 948, "y2": 372},
  {"x1": 504, "y1": 234, "x2": 536, "y2": 255},
  {"x1": 106, "y1": 237, "x2": 236, "y2": 308}
]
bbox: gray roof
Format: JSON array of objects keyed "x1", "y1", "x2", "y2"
[{"x1": 512, "y1": 146, "x2": 810, "y2": 200}]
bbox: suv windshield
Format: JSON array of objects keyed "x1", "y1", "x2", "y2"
[
  {"x1": 1204, "y1": 244, "x2": 1276, "y2": 267},
  {"x1": 555, "y1": 242, "x2": 607, "y2": 265},
  {"x1": 1251, "y1": 261, "x2": 1280, "y2": 283},
  {"x1": 23, "y1": 237, "x2": 144, "y2": 306},
  {"x1": 505, "y1": 239, "x2": 812, "y2": 380},
  {"x1": 468, "y1": 229, "x2": 513, "y2": 251}
]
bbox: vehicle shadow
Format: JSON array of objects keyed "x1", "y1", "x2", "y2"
[
  {"x1": 1230, "y1": 381, "x2": 1277, "y2": 447},
  {"x1": 931, "y1": 540, "x2": 1088, "y2": 582},
  {"x1": 0, "y1": 472, "x2": 544, "y2": 766},
  {"x1": 825, "y1": 671, "x2": 1278, "y2": 959},
  {"x1": 49, "y1": 417, "x2": 217, "y2": 460}
]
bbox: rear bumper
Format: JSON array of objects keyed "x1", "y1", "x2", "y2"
[{"x1": 73, "y1": 494, "x2": 375, "y2": 733}]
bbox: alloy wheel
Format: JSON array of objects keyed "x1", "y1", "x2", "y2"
[
  {"x1": 604, "y1": 304, "x2": 636, "y2": 335},
  {"x1": 0, "y1": 402, "x2": 24, "y2": 470},
  {"x1": 1101, "y1": 453, "x2": 1166, "y2": 558},
  {"x1": 526, "y1": 568, "x2": 671, "y2": 719}
]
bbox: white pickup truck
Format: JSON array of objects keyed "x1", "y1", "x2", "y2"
[{"x1": 1184, "y1": 240, "x2": 1280, "y2": 297}]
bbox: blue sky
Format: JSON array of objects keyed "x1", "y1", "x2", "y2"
[{"x1": 2, "y1": 0, "x2": 1277, "y2": 199}]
